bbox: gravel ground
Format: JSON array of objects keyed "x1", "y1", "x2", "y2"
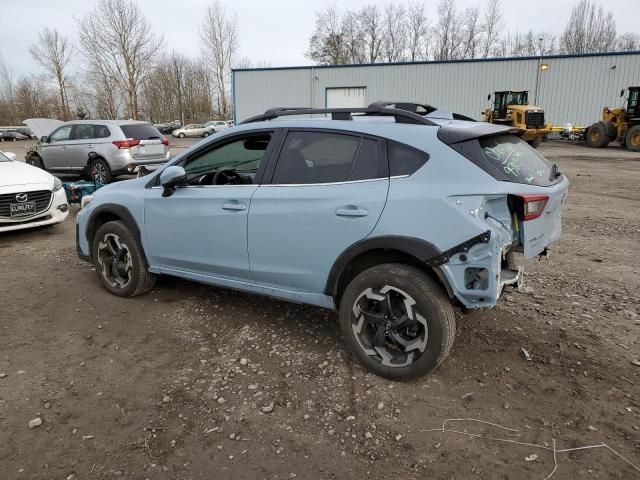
[{"x1": 0, "y1": 140, "x2": 639, "y2": 479}]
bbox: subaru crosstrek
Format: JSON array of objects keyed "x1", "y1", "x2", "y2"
[{"x1": 76, "y1": 103, "x2": 568, "y2": 380}]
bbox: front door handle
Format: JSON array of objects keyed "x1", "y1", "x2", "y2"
[
  {"x1": 222, "y1": 201, "x2": 247, "y2": 211},
  {"x1": 335, "y1": 206, "x2": 368, "y2": 217}
]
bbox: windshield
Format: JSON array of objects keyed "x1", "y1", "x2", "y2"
[
  {"x1": 0, "y1": 151, "x2": 11, "y2": 162},
  {"x1": 506, "y1": 91, "x2": 528, "y2": 105}
]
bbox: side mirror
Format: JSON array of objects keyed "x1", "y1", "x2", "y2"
[
  {"x1": 620, "y1": 89, "x2": 625, "y2": 97},
  {"x1": 487, "y1": 94, "x2": 491, "y2": 101},
  {"x1": 40, "y1": 135, "x2": 48, "y2": 143},
  {"x1": 160, "y1": 165, "x2": 187, "y2": 197}
]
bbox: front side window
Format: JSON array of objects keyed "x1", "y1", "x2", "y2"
[
  {"x1": 183, "y1": 133, "x2": 272, "y2": 185},
  {"x1": 48, "y1": 125, "x2": 73, "y2": 143},
  {"x1": 272, "y1": 131, "x2": 376, "y2": 185}
]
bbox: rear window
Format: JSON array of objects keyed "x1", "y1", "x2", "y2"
[
  {"x1": 452, "y1": 134, "x2": 556, "y2": 187},
  {"x1": 120, "y1": 123, "x2": 162, "y2": 140}
]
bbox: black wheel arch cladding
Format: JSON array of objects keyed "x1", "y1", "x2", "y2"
[{"x1": 324, "y1": 236, "x2": 441, "y2": 296}]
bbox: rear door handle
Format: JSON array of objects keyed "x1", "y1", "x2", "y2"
[
  {"x1": 335, "y1": 206, "x2": 368, "y2": 217},
  {"x1": 222, "y1": 201, "x2": 247, "y2": 211}
]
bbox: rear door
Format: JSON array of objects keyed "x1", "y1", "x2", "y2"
[
  {"x1": 120, "y1": 123, "x2": 168, "y2": 162},
  {"x1": 66, "y1": 124, "x2": 95, "y2": 170},
  {"x1": 248, "y1": 129, "x2": 389, "y2": 293}
]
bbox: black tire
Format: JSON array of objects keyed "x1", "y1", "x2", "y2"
[
  {"x1": 178, "y1": 133, "x2": 185, "y2": 138},
  {"x1": 203, "y1": 131, "x2": 209, "y2": 138},
  {"x1": 339, "y1": 263, "x2": 456, "y2": 380},
  {"x1": 585, "y1": 123, "x2": 609, "y2": 148},
  {"x1": 625, "y1": 125, "x2": 640, "y2": 152},
  {"x1": 91, "y1": 220, "x2": 156, "y2": 297},
  {"x1": 90, "y1": 158, "x2": 113, "y2": 184},
  {"x1": 26, "y1": 154, "x2": 45, "y2": 169},
  {"x1": 527, "y1": 136, "x2": 542, "y2": 148}
]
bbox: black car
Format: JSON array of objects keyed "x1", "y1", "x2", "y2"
[{"x1": 0, "y1": 131, "x2": 29, "y2": 141}]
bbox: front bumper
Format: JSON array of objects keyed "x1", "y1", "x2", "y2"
[{"x1": 0, "y1": 188, "x2": 68, "y2": 233}]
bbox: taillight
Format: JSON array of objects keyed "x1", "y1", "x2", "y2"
[
  {"x1": 161, "y1": 137, "x2": 169, "y2": 146},
  {"x1": 112, "y1": 138, "x2": 140, "y2": 149},
  {"x1": 517, "y1": 194, "x2": 549, "y2": 221}
]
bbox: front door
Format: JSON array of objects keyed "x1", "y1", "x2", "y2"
[
  {"x1": 41, "y1": 125, "x2": 73, "y2": 170},
  {"x1": 143, "y1": 130, "x2": 277, "y2": 280},
  {"x1": 248, "y1": 130, "x2": 389, "y2": 293}
]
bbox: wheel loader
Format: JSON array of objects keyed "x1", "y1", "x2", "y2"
[
  {"x1": 585, "y1": 87, "x2": 640, "y2": 152},
  {"x1": 482, "y1": 90, "x2": 552, "y2": 148}
]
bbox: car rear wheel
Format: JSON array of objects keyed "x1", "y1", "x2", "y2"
[
  {"x1": 26, "y1": 154, "x2": 44, "y2": 169},
  {"x1": 203, "y1": 131, "x2": 209, "y2": 137},
  {"x1": 92, "y1": 221, "x2": 156, "y2": 297},
  {"x1": 625, "y1": 125, "x2": 640, "y2": 152},
  {"x1": 586, "y1": 123, "x2": 609, "y2": 148},
  {"x1": 339, "y1": 264, "x2": 456, "y2": 380},
  {"x1": 91, "y1": 158, "x2": 113, "y2": 184}
]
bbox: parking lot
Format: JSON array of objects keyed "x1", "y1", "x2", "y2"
[{"x1": 0, "y1": 139, "x2": 639, "y2": 479}]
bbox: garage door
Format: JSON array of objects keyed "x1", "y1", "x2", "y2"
[{"x1": 326, "y1": 87, "x2": 367, "y2": 108}]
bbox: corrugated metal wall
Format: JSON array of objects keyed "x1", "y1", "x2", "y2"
[{"x1": 233, "y1": 52, "x2": 640, "y2": 127}]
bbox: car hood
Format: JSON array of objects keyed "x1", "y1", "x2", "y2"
[
  {"x1": 0, "y1": 161, "x2": 54, "y2": 191},
  {"x1": 23, "y1": 118, "x2": 65, "y2": 139}
]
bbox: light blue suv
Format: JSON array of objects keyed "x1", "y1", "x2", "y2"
[{"x1": 76, "y1": 103, "x2": 569, "y2": 379}]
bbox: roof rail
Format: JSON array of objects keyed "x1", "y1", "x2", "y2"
[
  {"x1": 239, "y1": 105, "x2": 439, "y2": 126},
  {"x1": 370, "y1": 101, "x2": 476, "y2": 122}
]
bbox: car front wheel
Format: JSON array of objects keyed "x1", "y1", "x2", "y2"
[
  {"x1": 339, "y1": 264, "x2": 456, "y2": 380},
  {"x1": 92, "y1": 220, "x2": 156, "y2": 297}
]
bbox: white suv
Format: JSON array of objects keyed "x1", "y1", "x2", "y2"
[{"x1": 24, "y1": 120, "x2": 170, "y2": 183}]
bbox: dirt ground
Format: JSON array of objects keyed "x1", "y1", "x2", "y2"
[{"x1": 0, "y1": 139, "x2": 639, "y2": 480}]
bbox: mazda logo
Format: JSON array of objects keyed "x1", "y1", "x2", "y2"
[{"x1": 15, "y1": 193, "x2": 28, "y2": 203}]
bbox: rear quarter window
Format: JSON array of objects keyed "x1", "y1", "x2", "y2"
[
  {"x1": 387, "y1": 140, "x2": 429, "y2": 176},
  {"x1": 120, "y1": 124, "x2": 162, "y2": 140},
  {"x1": 451, "y1": 134, "x2": 557, "y2": 187}
]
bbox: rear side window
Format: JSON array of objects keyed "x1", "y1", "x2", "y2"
[
  {"x1": 94, "y1": 125, "x2": 111, "y2": 138},
  {"x1": 452, "y1": 134, "x2": 556, "y2": 186},
  {"x1": 273, "y1": 132, "x2": 361, "y2": 184},
  {"x1": 350, "y1": 138, "x2": 387, "y2": 181},
  {"x1": 120, "y1": 124, "x2": 162, "y2": 140},
  {"x1": 387, "y1": 141, "x2": 429, "y2": 176},
  {"x1": 72, "y1": 124, "x2": 94, "y2": 140}
]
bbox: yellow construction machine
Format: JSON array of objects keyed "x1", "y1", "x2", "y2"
[
  {"x1": 483, "y1": 90, "x2": 552, "y2": 148},
  {"x1": 584, "y1": 86, "x2": 640, "y2": 152}
]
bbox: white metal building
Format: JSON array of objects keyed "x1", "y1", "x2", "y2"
[{"x1": 232, "y1": 51, "x2": 640, "y2": 127}]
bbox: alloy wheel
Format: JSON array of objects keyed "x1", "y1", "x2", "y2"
[
  {"x1": 93, "y1": 162, "x2": 108, "y2": 183},
  {"x1": 351, "y1": 285, "x2": 428, "y2": 368},
  {"x1": 96, "y1": 233, "x2": 133, "y2": 289}
]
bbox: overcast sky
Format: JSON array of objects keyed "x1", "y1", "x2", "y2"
[{"x1": 1, "y1": 0, "x2": 638, "y2": 78}]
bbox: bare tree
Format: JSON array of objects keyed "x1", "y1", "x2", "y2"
[
  {"x1": 200, "y1": 1, "x2": 238, "y2": 118},
  {"x1": 29, "y1": 28, "x2": 73, "y2": 120},
  {"x1": 433, "y1": 0, "x2": 464, "y2": 60},
  {"x1": 0, "y1": 54, "x2": 17, "y2": 124},
  {"x1": 341, "y1": 10, "x2": 366, "y2": 64},
  {"x1": 617, "y1": 32, "x2": 640, "y2": 52},
  {"x1": 481, "y1": 0, "x2": 502, "y2": 58},
  {"x1": 307, "y1": 7, "x2": 348, "y2": 65},
  {"x1": 406, "y1": 2, "x2": 429, "y2": 61},
  {"x1": 461, "y1": 7, "x2": 482, "y2": 59},
  {"x1": 382, "y1": 4, "x2": 408, "y2": 62},
  {"x1": 78, "y1": 0, "x2": 164, "y2": 119},
  {"x1": 360, "y1": 5, "x2": 384, "y2": 63},
  {"x1": 560, "y1": 0, "x2": 617, "y2": 54}
]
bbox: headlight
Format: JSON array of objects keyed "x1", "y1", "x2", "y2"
[
  {"x1": 80, "y1": 194, "x2": 94, "y2": 210},
  {"x1": 53, "y1": 177, "x2": 63, "y2": 192}
]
